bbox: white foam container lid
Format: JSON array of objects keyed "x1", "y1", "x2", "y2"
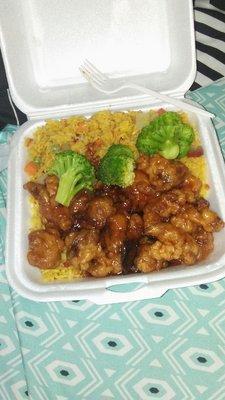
[{"x1": 1, "y1": 0, "x2": 225, "y2": 303}]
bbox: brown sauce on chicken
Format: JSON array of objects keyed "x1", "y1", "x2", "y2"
[{"x1": 24, "y1": 154, "x2": 224, "y2": 277}]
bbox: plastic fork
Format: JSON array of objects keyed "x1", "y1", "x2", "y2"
[{"x1": 80, "y1": 59, "x2": 214, "y2": 119}]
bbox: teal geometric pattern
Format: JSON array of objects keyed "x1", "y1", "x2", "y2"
[
  {"x1": 1, "y1": 80, "x2": 225, "y2": 399},
  {"x1": 186, "y1": 77, "x2": 225, "y2": 157}
]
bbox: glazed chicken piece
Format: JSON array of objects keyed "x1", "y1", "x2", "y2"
[
  {"x1": 143, "y1": 204, "x2": 162, "y2": 227},
  {"x1": 65, "y1": 228, "x2": 100, "y2": 268},
  {"x1": 143, "y1": 184, "x2": 214, "y2": 230},
  {"x1": 134, "y1": 243, "x2": 168, "y2": 273},
  {"x1": 171, "y1": 204, "x2": 224, "y2": 233},
  {"x1": 87, "y1": 196, "x2": 115, "y2": 228},
  {"x1": 195, "y1": 198, "x2": 210, "y2": 211},
  {"x1": 69, "y1": 190, "x2": 92, "y2": 215},
  {"x1": 101, "y1": 213, "x2": 128, "y2": 258},
  {"x1": 171, "y1": 209, "x2": 198, "y2": 234},
  {"x1": 64, "y1": 231, "x2": 78, "y2": 256},
  {"x1": 147, "y1": 223, "x2": 200, "y2": 265},
  {"x1": 24, "y1": 181, "x2": 49, "y2": 204},
  {"x1": 64, "y1": 229, "x2": 97, "y2": 256},
  {"x1": 193, "y1": 227, "x2": 214, "y2": 262},
  {"x1": 135, "y1": 222, "x2": 200, "y2": 272},
  {"x1": 68, "y1": 191, "x2": 94, "y2": 231},
  {"x1": 68, "y1": 213, "x2": 129, "y2": 277},
  {"x1": 114, "y1": 192, "x2": 131, "y2": 213},
  {"x1": 198, "y1": 206, "x2": 224, "y2": 232},
  {"x1": 27, "y1": 229, "x2": 64, "y2": 269},
  {"x1": 137, "y1": 154, "x2": 188, "y2": 191},
  {"x1": 154, "y1": 189, "x2": 187, "y2": 219},
  {"x1": 88, "y1": 253, "x2": 121, "y2": 278},
  {"x1": 95, "y1": 185, "x2": 131, "y2": 213},
  {"x1": 180, "y1": 174, "x2": 202, "y2": 202},
  {"x1": 143, "y1": 189, "x2": 188, "y2": 228},
  {"x1": 127, "y1": 214, "x2": 144, "y2": 240},
  {"x1": 45, "y1": 175, "x2": 59, "y2": 197},
  {"x1": 95, "y1": 184, "x2": 121, "y2": 202},
  {"x1": 24, "y1": 181, "x2": 72, "y2": 231},
  {"x1": 124, "y1": 170, "x2": 158, "y2": 212},
  {"x1": 66, "y1": 228, "x2": 121, "y2": 277}
]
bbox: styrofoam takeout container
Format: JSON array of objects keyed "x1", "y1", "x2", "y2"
[{"x1": 1, "y1": 0, "x2": 225, "y2": 303}]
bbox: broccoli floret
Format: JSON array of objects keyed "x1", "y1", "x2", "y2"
[
  {"x1": 136, "y1": 112, "x2": 194, "y2": 159},
  {"x1": 105, "y1": 144, "x2": 134, "y2": 159},
  {"x1": 151, "y1": 111, "x2": 182, "y2": 128},
  {"x1": 176, "y1": 124, "x2": 195, "y2": 158},
  {"x1": 97, "y1": 144, "x2": 135, "y2": 187},
  {"x1": 136, "y1": 125, "x2": 176, "y2": 156},
  {"x1": 48, "y1": 150, "x2": 95, "y2": 206}
]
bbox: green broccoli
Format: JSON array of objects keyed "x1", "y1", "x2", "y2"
[
  {"x1": 176, "y1": 124, "x2": 196, "y2": 158},
  {"x1": 105, "y1": 144, "x2": 134, "y2": 159},
  {"x1": 151, "y1": 111, "x2": 182, "y2": 128},
  {"x1": 97, "y1": 144, "x2": 135, "y2": 187},
  {"x1": 48, "y1": 150, "x2": 95, "y2": 206},
  {"x1": 136, "y1": 112, "x2": 194, "y2": 159}
]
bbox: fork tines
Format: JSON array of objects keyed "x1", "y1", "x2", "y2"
[{"x1": 80, "y1": 59, "x2": 107, "y2": 84}]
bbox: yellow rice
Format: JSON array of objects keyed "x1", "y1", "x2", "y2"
[
  {"x1": 41, "y1": 266, "x2": 82, "y2": 282},
  {"x1": 26, "y1": 110, "x2": 140, "y2": 180},
  {"x1": 25, "y1": 109, "x2": 208, "y2": 282}
]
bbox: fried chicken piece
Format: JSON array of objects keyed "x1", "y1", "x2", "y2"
[
  {"x1": 87, "y1": 196, "x2": 115, "y2": 228},
  {"x1": 127, "y1": 214, "x2": 144, "y2": 240},
  {"x1": 83, "y1": 213, "x2": 129, "y2": 277},
  {"x1": 137, "y1": 154, "x2": 188, "y2": 191},
  {"x1": 69, "y1": 190, "x2": 91, "y2": 215},
  {"x1": 124, "y1": 170, "x2": 158, "y2": 212},
  {"x1": 143, "y1": 189, "x2": 189, "y2": 229},
  {"x1": 101, "y1": 213, "x2": 128, "y2": 257},
  {"x1": 143, "y1": 204, "x2": 162, "y2": 228},
  {"x1": 96, "y1": 185, "x2": 132, "y2": 213},
  {"x1": 155, "y1": 189, "x2": 187, "y2": 218},
  {"x1": 193, "y1": 227, "x2": 214, "y2": 262},
  {"x1": 181, "y1": 174, "x2": 202, "y2": 202},
  {"x1": 171, "y1": 204, "x2": 224, "y2": 233},
  {"x1": 27, "y1": 229, "x2": 64, "y2": 269},
  {"x1": 45, "y1": 175, "x2": 59, "y2": 197},
  {"x1": 199, "y1": 207, "x2": 224, "y2": 232},
  {"x1": 65, "y1": 229, "x2": 99, "y2": 268},
  {"x1": 134, "y1": 243, "x2": 168, "y2": 273},
  {"x1": 65, "y1": 229, "x2": 99, "y2": 250},
  {"x1": 24, "y1": 181, "x2": 72, "y2": 231},
  {"x1": 88, "y1": 253, "x2": 121, "y2": 278},
  {"x1": 64, "y1": 231, "x2": 80, "y2": 257},
  {"x1": 67, "y1": 229, "x2": 121, "y2": 277},
  {"x1": 195, "y1": 198, "x2": 210, "y2": 211},
  {"x1": 138, "y1": 222, "x2": 200, "y2": 271},
  {"x1": 96, "y1": 185, "x2": 121, "y2": 201},
  {"x1": 171, "y1": 214, "x2": 197, "y2": 233},
  {"x1": 24, "y1": 181, "x2": 49, "y2": 204},
  {"x1": 48, "y1": 202, "x2": 72, "y2": 231},
  {"x1": 114, "y1": 193, "x2": 132, "y2": 213}
]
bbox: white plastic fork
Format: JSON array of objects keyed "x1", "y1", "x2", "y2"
[{"x1": 80, "y1": 59, "x2": 214, "y2": 119}]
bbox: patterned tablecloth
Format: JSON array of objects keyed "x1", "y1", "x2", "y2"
[{"x1": 1, "y1": 79, "x2": 225, "y2": 400}]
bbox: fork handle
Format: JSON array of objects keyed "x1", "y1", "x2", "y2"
[{"x1": 120, "y1": 83, "x2": 214, "y2": 119}]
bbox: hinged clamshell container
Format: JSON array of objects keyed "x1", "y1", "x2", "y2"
[{"x1": 1, "y1": 0, "x2": 225, "y2": 303}]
